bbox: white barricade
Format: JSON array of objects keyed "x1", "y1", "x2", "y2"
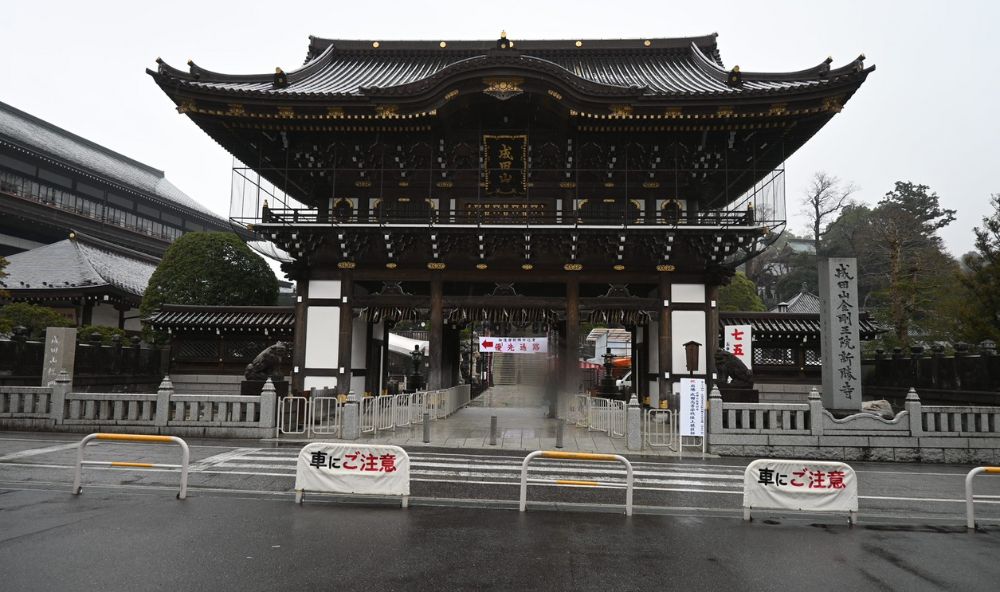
[
  {"x1": 374, "y1": 394, "x2": 395, "y2": 433},
  {"x1": 743, "y1": 459, "x2": 859, "y2": 524},
  {"x1": 427, "y1": 390, "x2": 442, "y2": 420},
  {"x1": 360, "y1": 397, "x2": 376, "y2": 434},
  {"x1": 295, "y1": 443, "x2": 410, "y2": 507},
  {"x1": 310, "y1": 397, "x2": 342, "y2": 436},
  {"x1": 574, "y1": 394, "x2": 590, "y2": 428},
  {"x1": 393, "y1": 394, "x2": 411, "y2": 428},
  {"x1": 276, "y1": 396, "x2": 309, "y2": 437},
  {"x1": 588, "y1": 397, "x2": 611, "y2": 433},
  {"x1": 644, "y1": 409, "x2": 678, "y2": 450},
  {"x1": 609, "y1": 400, "x2": 626, "y2": 438},
  {"x1": 409, "y1": 392, "x2": 426, "y2": 424}
]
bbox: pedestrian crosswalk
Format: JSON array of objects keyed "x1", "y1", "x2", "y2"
[{"x1": 191, "y1": 448, "x2": 745, "y2": 494}]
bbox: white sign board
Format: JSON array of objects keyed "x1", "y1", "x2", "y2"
[
  {"x1": 478, "y1": 336, "x2": 548, "y2": 354},
  {"x1": 723, "y1": 324, "x2": 753, "y2": 370},
  {"x1": 679, "y1": 378, "x2": 706, "y2": 437},
  {"x1": 743, "y1": 459, "x2": 858, "y2": 522},
  {"x1": 295, "y1": 443, "x2": 410, "y2": 497}
]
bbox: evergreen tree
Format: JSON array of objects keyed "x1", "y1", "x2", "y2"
[
  {"x1": 719, "y1": 272, "x2": 766, "y2": 312},
  {"x1": 140, "y1": 232, "x2": 279, "y2": 320},
  {"x1": 959, "y1": 194, "x2": 1000, "y2": 342}
]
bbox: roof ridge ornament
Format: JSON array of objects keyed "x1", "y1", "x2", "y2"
[
  {"x1": 727, "y1": 65, "x2": 742, "y2": 87},
  {"x1": 273, "y1": 67, "x2": 288, "y2": 88},
  {"x1": 497, "y1": 30, "x2": 512, "y2": 50}
]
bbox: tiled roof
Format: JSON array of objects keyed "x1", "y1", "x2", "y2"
[
  {"x1": 145, "y1": 305, "x2": 295, "y2": 332},
  {"x1": 771, "y1": 290, "x2": 821, "y2": 314},
  {"x1": 0, "y1": 100, "x2": 222, "y2": 221},
  {"x1": 722, "y1": 312, "x2": 882, "y2": 340},
  {"x1": 153, "y1": 34, "x2": 870, "y2": 99},
  {"x1": 0, "y1": 232, "x2": 158, "y2": 297}
]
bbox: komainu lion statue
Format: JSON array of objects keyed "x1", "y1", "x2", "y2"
[
  {"x1": 245, "y1": 341, "x2": 288, "y2": 381},
  {"x1": 714, "y1": 349, "x2": 754, "y2": 388}
]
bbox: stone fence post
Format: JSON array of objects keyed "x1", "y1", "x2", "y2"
[
  {"x1": 626, "y1": 394, "x2": 641, "y2": 451},
  {"x1": 808, "y1": 387, "x2": 824, "y2": 436},
  {"x1": 342, "y1": 391, "x2": 360, "y2": 440},
  {"x1": 708, "y1": 386, "x2": 723, "y2": 435},
  {"x1": 904, "y1": 387, "x2": 923, "y2": 437},
  {"x1": 49, "y1": 370, "x2": 72, "y2": 425},
  {"x1": 155, "y1": 375, "x2": 174, "y2": 426},
  {"x1": 259, "y1": 378, "x2": 277, "y2": 428}
]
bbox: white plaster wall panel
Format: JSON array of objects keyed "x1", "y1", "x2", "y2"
[
  {"x1": 671, "y1": 310, "x2": 707, "y2": 374},
  {"x1": 91, "y1": 303, "x2": 119, "y2": 327},
  {"x1": 303, "y1": 376, "x2": 338, "y2": 391},
  {"x1": 308, "y1": 280, "x2": 342, "y2": 300},
  {"x1": 123, "y1": 310, "x2": 143, "y2": 332},
  {"x1": 671, "y1": 283, "x2": 706, "y2": 304},
  {"x1": 305, "y1": 306, "x2": 340, "y2": 368},
  {"x1": 351, "y1": 317, "x2": 367, "y2": 370},
  {"x1": 350, "y1": 376, "x2": 366, "y2": 395}
]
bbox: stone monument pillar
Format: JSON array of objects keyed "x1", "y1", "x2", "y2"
[
  {"x1": 42, "y1": 327, "x2": 77, "y2": 386},
  {"x1": 819, "y1": 258, "x2": 863, "y2": 412}
]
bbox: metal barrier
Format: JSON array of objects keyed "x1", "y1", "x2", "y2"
[
  {"x1": 588, "y1": 397, "x2": 612, "y2": 433},
  {"x1": 393, "y1": 393, "x2": 411, "y2": 428},
  {"x1": 360, "y1": 397, "x2": 376, "y2": 434},
  {"x1": 574, "y1": 394, "x2": 590, "y2": 428},
  {"x1": 409, "y1": 392, "x2": 425, "y2": 424},
  {"x1": 310, "y1": 397, "x2": 342, "y2": 436},
  {"x1": 519, "y1": 450, "x2": 634, "y2": 516},
  {"x1": 644, "y1": 409, "x2": 679, "y2": 450},
  {"x1": 72, "y1": 433, "x2": 190, "y2": 499},
  {"x1": 609, "y1": 400, "x2": 626, "y2": 438},
  {"x1": 966, "y1": 466, "x2": 1000, "y2": 530},
  {"x1": 427, "y1": 390, "x2": 442, "y2": 420},
  {"x1": 374, "y1": 394, "x2": 395, "y2": 432},
  {"x1": 276, "y1": 396, "x2": 309, "y2": 437}
]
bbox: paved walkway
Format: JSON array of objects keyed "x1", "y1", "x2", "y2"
[{"x1": 276, "y1": 386, "x2": 694, "y2": 457}]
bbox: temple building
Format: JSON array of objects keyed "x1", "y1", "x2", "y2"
[
  {"x1": 149, "y1": 32, "x2": 872, "y2": 409},
  {"x1": 0, "y1": 100, "x2": 231, "y2": 257}
]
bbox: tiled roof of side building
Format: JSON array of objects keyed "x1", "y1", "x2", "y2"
[
  {"x1": 145, "y1": 305, "x2": 295, "y2": 332},
  {"x1": 0, "y1": 100, "x2": 223, "y2": 222},
  {"x1": 0, "y1": 231, "x2": 159, "y2": 297},
  {"x1": 152, "y1": 33, "x2": 871, "y2": 99}
]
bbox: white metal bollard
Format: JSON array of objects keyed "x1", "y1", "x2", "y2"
[
  {"x1": 519, "y1": 450, "x2": 634, "y2": 516},
  {"x1": 72, "y1": 433, "x2": 190, "y2": 499},
  {"x1": 966, "y1": 466, "x2": 1000, "y2": 530}
]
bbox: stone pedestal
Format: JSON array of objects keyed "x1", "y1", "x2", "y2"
[
  {"x1": 719, "y1": 387, "x2": 759, "y2": 403},
  {"x1": 241, "y1": 380, "x2": 289, "y2": 397}
]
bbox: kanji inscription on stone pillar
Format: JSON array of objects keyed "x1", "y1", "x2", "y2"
[{"x1": 819, "y1": 258, "x2": 862, "y2": 411}]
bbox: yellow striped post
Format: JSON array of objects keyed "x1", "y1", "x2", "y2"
[
  {"x1": 96, "y1": 433, "x2": 174, "y2": 443},
  {"x1": 540, "y1": 451, "x2": 619, "y2": 462}
]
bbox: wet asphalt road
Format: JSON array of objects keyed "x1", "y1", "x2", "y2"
[
  {"x1": 1, "y1": 486, "x2": 1000, "y2": 592},
  {"x1": 4, "y1": 431, "x2": 1000, "y2": 590}
]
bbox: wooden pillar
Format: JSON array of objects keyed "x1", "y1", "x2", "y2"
[
  {"x1": 657, "y1": 276, "x2": 672, "y2": 408},
  {"x1": 337, "y1": 271, "x2": 354, "y2": 394},
  {"x1": 291, "y1": 279, "x2": 309, "y2": 395},
  {"x1": 429, "y1": 277, "x2": 443, "y2": 389},
  {"x1": 563, "y1": 278, "x2": 580, "y2": 396},
  {"x1": 706, "y1": 283, "x2": 720, "y2": 392}
]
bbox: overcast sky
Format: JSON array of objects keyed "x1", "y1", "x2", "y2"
[{"x1": 3, "y1": 0, "x2": 997, "y2": 257}]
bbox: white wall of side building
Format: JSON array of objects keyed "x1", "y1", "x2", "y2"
[{"x1": 304, "y1": 306, "x2": 340, "y2": 369}]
